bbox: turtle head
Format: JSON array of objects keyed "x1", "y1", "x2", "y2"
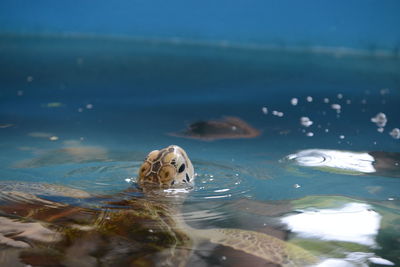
[{"x1": 138, "y1": 145, "x2": 195, "y2": 188}]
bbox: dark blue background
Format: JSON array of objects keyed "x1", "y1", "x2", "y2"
[{"x1": 1, "y1": 0, "x2": 399, "y2": 49}]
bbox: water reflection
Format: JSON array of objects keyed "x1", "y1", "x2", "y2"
[
  {"x1": 227, "y1": 196, "x2": 399, "y2": 266},
  {"x1": 282, "y1": 203, "x2": 381, "y2": 247},
  {"x1": 287, "y1": 149, "x2": 376, "y2": 174},
  {"x1": 0, "y1": 181, "x2": 91, "y2": 200},
  {"x1": 14, "y1": 140, "x2": 108, "y2": 168},
  {"x1": 286, "y1": 149, "x2": 400, "y2": 177},
  {"x1": 317, "y1": 252, "x2": 395, "y2": 267}
]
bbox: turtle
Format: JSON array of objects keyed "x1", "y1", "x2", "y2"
[
  {"x1": 169, "y1": 117, "x2": 261, "y2": 141},
  {"x1": 0, "y1": 145, "x2": 317, "y2": 267}
]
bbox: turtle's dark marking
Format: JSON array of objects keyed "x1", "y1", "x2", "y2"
[
  {"x1": 152, "y1": 161, "x2": 161, "y2": 173},
  {"x1": 168, "y1": 147, "x2": 175, "y2": 153},
  {"x1": 178, "y1": 164, "x2": 185, "y2": 173}
]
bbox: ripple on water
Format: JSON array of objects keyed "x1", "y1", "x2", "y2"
[
  {"x1": 84, "y1": 159, "x2": 259, "y2": 225},
  {"x1": 60, "y1": 161, "x2": 142, "y2": 195},
  {"x1": 187, "y1": 160, "x2": 257, "y2": 202},
  {"x1": 57, "y1": 158, "x2": 258, "y2": 203},
  {"x1": 3, "y1": 157, "x2": 260, "y2": 225}
]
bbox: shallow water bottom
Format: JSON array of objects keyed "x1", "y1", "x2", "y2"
[{"x1": 0, "y1": 34, "x2": 399, "y2": 266}]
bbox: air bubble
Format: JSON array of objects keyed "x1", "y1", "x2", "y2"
[
  {"x1": 380, "y1": 88, "x2": 390, "y2": 95},
  {"x1": 76, "y1": 57, "x2": 84, "y2": 65},
  {"x1": 49, "y1": 136, "x2": 59, "y2": 141},
  {"x1": 261, "y1": 107, "x2": 268, "y2": 114},
  {"x1": 272, "y1": 110, "x2": 284, "y2": 117},
  {"x1": 371, "y1": 113, "x2": 387, "y2": 128},
  {"x1": 389, "y1": 128, "x2": 400, "y2": 139},
  {"x1": 331, "y1": 104, "x2": 341, "y2": 113},
  {"x1": 300, "y1": 117, "x2": 313, "y2": 127},
  {"x1": 291, "y1": 98, "x2": 298, "y2": 106}
]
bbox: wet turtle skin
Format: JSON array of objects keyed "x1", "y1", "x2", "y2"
[{"x1": 0, "y1": 194, "x2": 193, "y2": 267}]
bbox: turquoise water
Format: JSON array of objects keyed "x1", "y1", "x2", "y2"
[{"x1": 0, "y1": 35, "x2": 400, "y2": 266}]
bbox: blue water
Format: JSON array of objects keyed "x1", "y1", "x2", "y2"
[
  {"x1": 1, "y1": 1, "x2": 400, "y2": 50},
  {"x1": 0, "y1": 34, "x2": 400, "y2": 266}
]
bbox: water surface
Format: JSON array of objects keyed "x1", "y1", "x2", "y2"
[{"x1": 0, "y1": 34, "x2": 399, "y2": 266}]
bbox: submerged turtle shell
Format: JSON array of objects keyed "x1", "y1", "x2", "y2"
[
  {"x1": 0, "y1": 182, "x2": 319, "y2": 267},
  {"x1": 0, "y1": 183, "x2": 193, "y2": 267}
]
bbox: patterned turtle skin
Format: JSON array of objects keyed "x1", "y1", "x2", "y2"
[
  {"x1": 138, "y1": 145, "x2": 195, "y2": 187},
  {"x1": 0, "y1": 145, "x2": 318, "y2": 267}
]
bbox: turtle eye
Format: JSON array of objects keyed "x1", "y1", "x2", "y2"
[{"x1": 178, "y1": 164, "x2": 185, "y2": 173}]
